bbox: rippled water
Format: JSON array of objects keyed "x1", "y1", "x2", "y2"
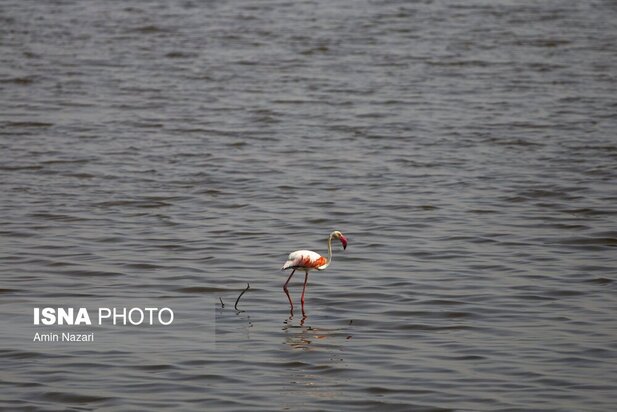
[{"x1": 1, "y1": 0, "x2": 617, "y2": 410}]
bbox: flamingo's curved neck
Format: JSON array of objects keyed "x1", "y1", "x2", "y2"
[{"x1": 321, "y1": 231, "x2": 336, "y2": 270}]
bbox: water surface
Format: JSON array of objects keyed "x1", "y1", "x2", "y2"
[{"x1": 1, "y1": 0, "x2": 616, "y2": 410}]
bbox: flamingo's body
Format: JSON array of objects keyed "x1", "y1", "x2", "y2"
[
  {"x1": 282, "y1": 250, "x2": 329, "y2": 271},
  {"x1": 282, "y1": 230, "x2": 348, "y2": 317}
]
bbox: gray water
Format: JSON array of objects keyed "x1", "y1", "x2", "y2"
[{"x1": 1, "y1": 0, "x2": 617, "y2": 411}]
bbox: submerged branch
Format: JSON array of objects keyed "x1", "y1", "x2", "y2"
[{"x1": 235, "y1": 282, "x2": 250, "y2": 311}]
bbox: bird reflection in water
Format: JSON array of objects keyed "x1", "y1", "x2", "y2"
[
  {"x1": 282, "y1": 317, "x2": 352, "y2": 351},
  {"x1": 282, "y1": 320, "x2": 326, "y2": 350},
  {"x1": 280, "y1": 318, "x2": 351, "y2": 409}
]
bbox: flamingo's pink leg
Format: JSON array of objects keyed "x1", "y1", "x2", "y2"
[
  {"x1": 300, "y1": 270, "x2": 309, "y2": 316},
  {"x1": 283, "y1": 269, "x2": 296, "y2": 315}
]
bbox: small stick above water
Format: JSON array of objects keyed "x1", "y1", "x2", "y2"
[{"x1": 235, "y1": 282, "x2": 250, "y2": 311}]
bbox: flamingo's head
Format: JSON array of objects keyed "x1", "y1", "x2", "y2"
[{"x1": 333, "y1": 230, "x2": 348, "y2": 250}]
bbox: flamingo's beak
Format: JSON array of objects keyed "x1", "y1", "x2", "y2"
[{"x1": 339, "y1": 235, "x2": 348, "y2": 250}]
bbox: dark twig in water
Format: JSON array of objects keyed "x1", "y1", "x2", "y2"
[
  {"x1": 235, "y1": 282, "x2": 250, "y2": 311},
  {"x1": 219, "y1": 297, "x2": 225, "y2": 308}
]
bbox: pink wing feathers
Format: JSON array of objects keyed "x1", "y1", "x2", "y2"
[{"x1": 282, "y1": 250, "x2": 328, "y2": 270}]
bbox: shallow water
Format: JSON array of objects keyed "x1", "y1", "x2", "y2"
[{"x1": 1, "y1": 0, "x2": 617, "y2": 410}]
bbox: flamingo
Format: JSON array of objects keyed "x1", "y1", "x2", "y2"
[{"x1": 282, "y1": 230, "x2": 348, "y2": 316}]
